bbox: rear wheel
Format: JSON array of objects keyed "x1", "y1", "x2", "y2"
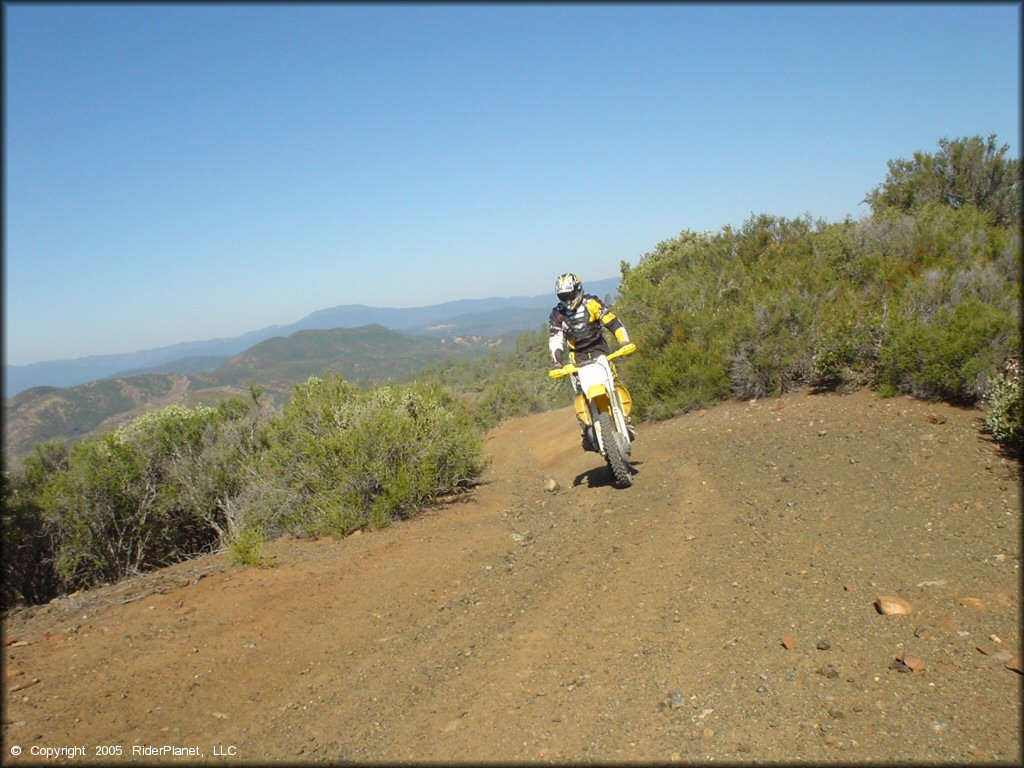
[{"x1": 597, "y1": 411, "x2": 632, "y2": 487}]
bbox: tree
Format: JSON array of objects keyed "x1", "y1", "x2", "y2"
[{"x1": 865, "y1": 135, "x2": 1021, "y2": 227}]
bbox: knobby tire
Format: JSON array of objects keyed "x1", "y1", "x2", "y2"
[{"x1": 597, "y1": 410, "x2": 632, "y2": 487}]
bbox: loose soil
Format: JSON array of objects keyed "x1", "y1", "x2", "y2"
[{"x1": 3, "y1": 388, "x2": 1021, "y2": 764}]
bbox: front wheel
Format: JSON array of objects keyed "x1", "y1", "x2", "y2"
[{"x1": 597, "y1": 410, "x2": 633, "y2": 487}]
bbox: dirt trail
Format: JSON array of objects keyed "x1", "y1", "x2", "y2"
[{"x1": 3, "y1": 388, "x2": 1021, "y2": 764}]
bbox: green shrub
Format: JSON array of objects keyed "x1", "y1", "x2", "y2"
[
  {"x1": 810, "y1": 326, "x2": 876, "y2": 392},
  {"x1": 166, "y1": 388, "x2": 278, "y2": 543},
  {"x1": 809, "y1": 291, "x2": 882, "y2": 392},
  {"x1": 227, "y1": 525, "x2": 276, "y2": 568},
  {"x1": 471, "y1": 370, "x2": 564, "y2": 430},
  {"x1": 729, "y1": 301, "x2": 815, "y2": 400},
  {"x1": 260, "y1": 375, "x2": 486, "y2": 538},
  {"x1": 985, "y1": 358, "x2": 1023, "y2": 452},
  {"x1": 865, "y1": 135, "x2": 1021, "y2": 228},
  {"x1": 626, "y1": 337, "x2": 731, "y2": 419},
  {"x1": 1, "y1": 441, "x2": 68, "y2": 608},
  {"x1": 877, "y1": 298, "x2": 1017, "y2": 401},
  {"x1": 615, "y1": 179, "x2": 1018, "y2": 420},
  {"x1": 616, "y1": 228, "x2": 747, "y2": 418},
  {"x1": 37, "y1": 404, "x2": 225, "y2": 591}
]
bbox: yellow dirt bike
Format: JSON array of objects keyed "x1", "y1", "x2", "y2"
[{"x1": 549, "y1": 342, "x2": 637, "y2": 487}]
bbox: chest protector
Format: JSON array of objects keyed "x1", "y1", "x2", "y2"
[{"x1": 558, "y1": 296, "x2": 604, "y2": 348}]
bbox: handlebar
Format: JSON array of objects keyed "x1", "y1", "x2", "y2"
[{"x1": 548, "y1": 342, "x2": 636, "y2": 379}]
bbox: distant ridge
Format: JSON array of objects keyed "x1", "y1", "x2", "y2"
[
  {"x1": 3, "y1": 325, "x2": 500, "y2": 461},
  {"x1": 4, "y1": 277, "x2": 618, "y2": 397}
]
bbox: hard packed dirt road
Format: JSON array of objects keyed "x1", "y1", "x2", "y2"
[{"x1": 3, "y1": 388, "x2": 1021, "y2": 764}]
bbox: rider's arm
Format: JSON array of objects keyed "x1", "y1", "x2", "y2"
[
  {"x1": 548, "y1": 309, "x2": 566, "y2": 365},
  {"x1": 611, "y1": 322, "x2": 630, "y2": 345},
  {"x1": 587, "y1": 298, "x2": 630, "y2": 345},
  {"x1": 549, "y1": 333, "x2": 564, "y2": 365}
]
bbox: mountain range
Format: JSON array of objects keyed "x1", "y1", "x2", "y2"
[
  {"x1": 4, "y1": 278, "x2": 618, "y2": 397},
  {"x1": 3, "y1": 278, "x2": 619, "y2": 461}
]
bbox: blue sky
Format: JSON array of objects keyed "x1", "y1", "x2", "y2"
[{"x1": 4, "y1": 3, "x2": 1020, "y2": 366}]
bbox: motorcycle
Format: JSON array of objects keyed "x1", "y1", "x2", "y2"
[{"x1": 549, "y1": 342, "x2": 637, "y2": 487}]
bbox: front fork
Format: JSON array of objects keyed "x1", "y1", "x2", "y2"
[{"x1": 571, "y1": 369, "x2": 630, "y2": 454}]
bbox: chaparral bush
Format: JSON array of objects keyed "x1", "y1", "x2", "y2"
[
  {"x1": 256, "y1": 375, "x2": 486, "y2": 539},
  {"x1": 984, "y1": 358, "x2": 1023, "y2": 453}
]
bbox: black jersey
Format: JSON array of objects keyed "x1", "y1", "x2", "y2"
[{"x1": 549, "y1": 294, "x2": 628, "y2": 354}]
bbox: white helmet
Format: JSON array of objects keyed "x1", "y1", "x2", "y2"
[{"x1": 555, "y1": 272, "x2": 584, "y2": 310}]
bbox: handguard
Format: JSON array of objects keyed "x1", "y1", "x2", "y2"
[
  {"x1": 608, "y1": 342, "x2": 637, "y2": 361},
  {"x1": 549, "y1": 364, "x2": 576, "y2": 379},
  {"x1": 548, "y1": 343, "x2": 636, "y2": 378}
]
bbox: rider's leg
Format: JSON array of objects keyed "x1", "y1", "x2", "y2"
[{"x1": 570, "y1": 372, "x2": 599, "y2": 452}]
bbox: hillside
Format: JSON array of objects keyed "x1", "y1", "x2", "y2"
[
  {"x1": 3, "y1": 326, "x2": 498, "y2": 463},
  {"x1": 3, "y1": 388, "x2": 1019, "y2": 763},
  {"x1": 197, "y1": 324, "x2": 493, "y2": 387},
  {"x1": 2, "y1": 374, "x2": 194, "y2": 460}
]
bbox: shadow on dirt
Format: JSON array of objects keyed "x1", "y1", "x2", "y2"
[{"x1": 573, "y1": 460, "x2": 642, "y2": 489}]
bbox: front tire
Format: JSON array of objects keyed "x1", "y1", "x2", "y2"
[{"x1": 597, "y1": 410, "x2": 632, "y2": 487}]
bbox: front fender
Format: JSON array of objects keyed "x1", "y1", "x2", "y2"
[
  {"x1": 574, "y1": 388, "x2": 611, "y2": 424},
  {"x1": 588, "y1": 387, "x2": 612, "y2": 415}
]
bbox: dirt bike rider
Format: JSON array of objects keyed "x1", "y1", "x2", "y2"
[{"x1": 548, "y1": 273, "x2": 635, "y2": 452}]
